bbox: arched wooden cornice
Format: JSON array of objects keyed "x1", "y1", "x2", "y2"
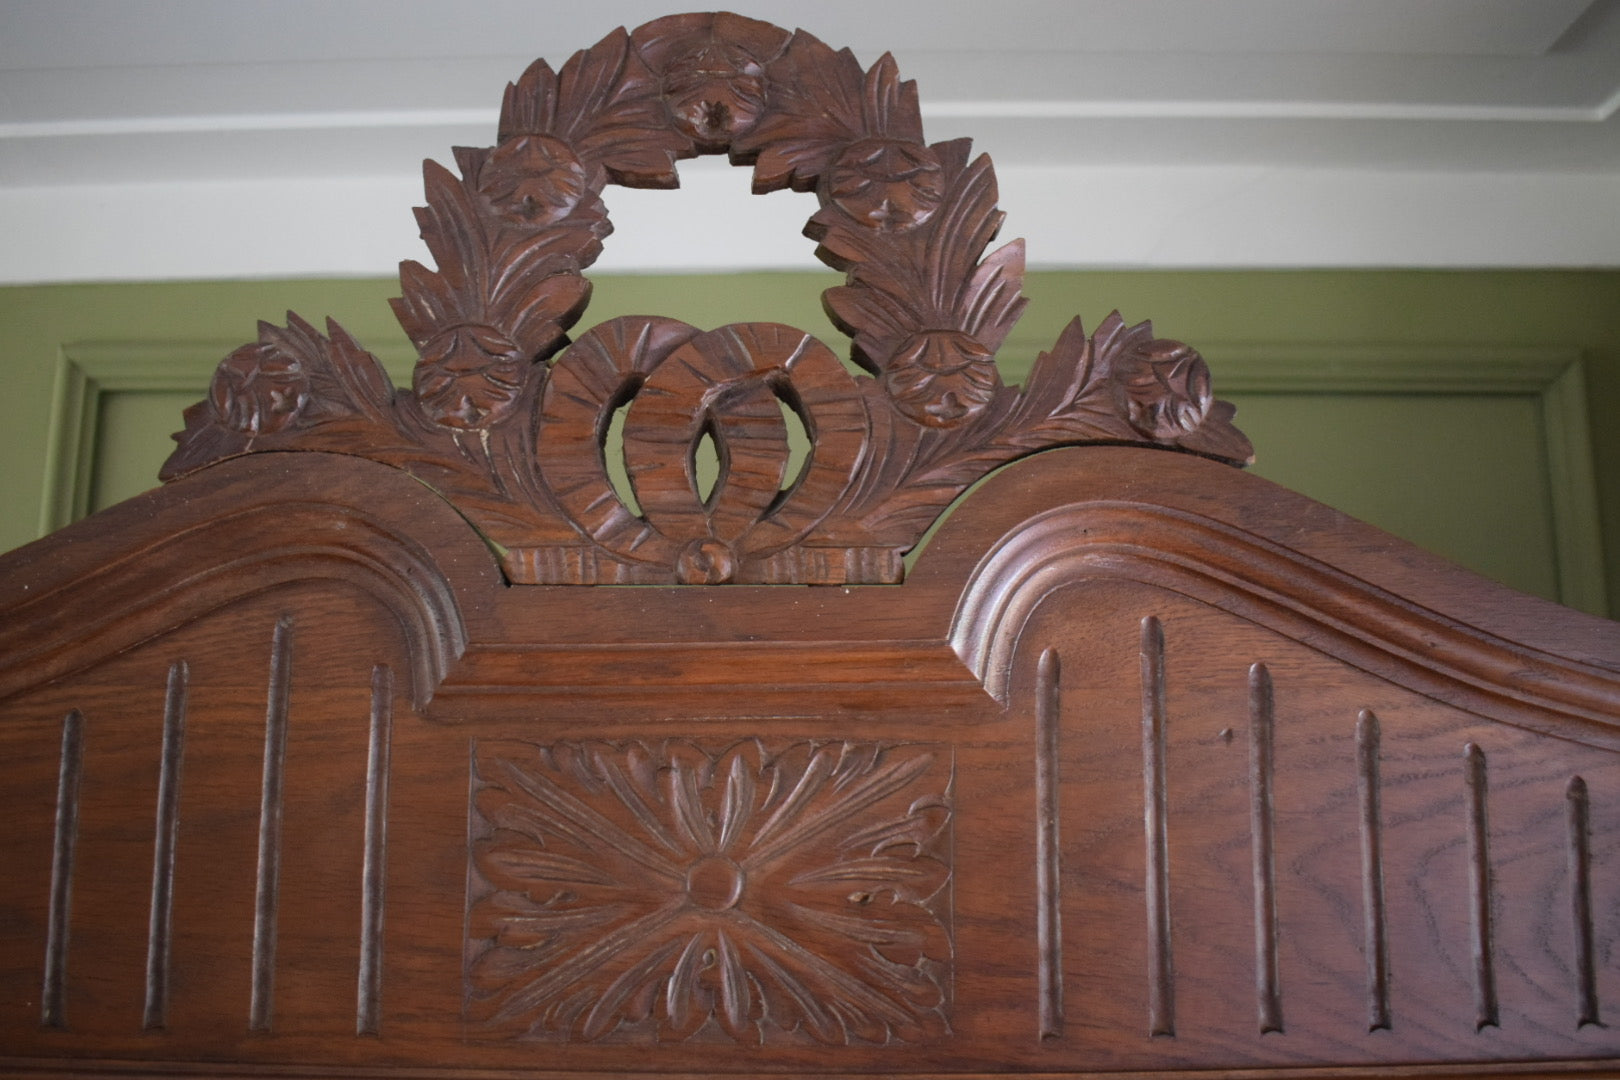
[{"x1": 0, "y1": 455, "x2": 490, "y2": 708}]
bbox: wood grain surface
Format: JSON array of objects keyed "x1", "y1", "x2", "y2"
[{"x1": 1, "y1": 447, "x2": 1617, "y2": 1077}]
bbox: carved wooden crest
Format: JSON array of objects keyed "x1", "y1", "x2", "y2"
[{"x1": 161, "y1": 11, "x2": 1252, "y2": 584}]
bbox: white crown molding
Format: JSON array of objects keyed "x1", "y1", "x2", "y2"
[
  {"x1": 4, "y1": 0, "x2": 1620, "y2": 278},
  {"x1": 1, "y1": 0, "x2": 1598, "y2": 69},
  {"x1": 0, "y1": 110, "x2": 496, "y2": 140},
  {"x1": 4, "y1": 163, "x2": 1619, "y2": 284},
  {"x1": 7, "y1": 3, "x2": 1620, "y2": 155},
  {"x1": 6, "y1": 91, "x2": 1619, "y2": 144},
  {"x1": 928, "y1": 98, "x2": 1620, "y2": 124}
]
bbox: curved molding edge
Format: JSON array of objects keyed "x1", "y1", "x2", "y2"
[
  {"x1": 951, "y1": 499, "x2": 1620, "y2": 751},
  {"x1": 0, "y1": 456, "x2": 483, "y2": 709}
]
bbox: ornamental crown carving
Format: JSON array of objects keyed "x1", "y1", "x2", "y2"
[{"x1": 161, "y1": 11, "x2": 1252, "y2": 585}]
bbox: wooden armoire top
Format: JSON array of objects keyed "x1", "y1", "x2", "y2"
[{"x1": 4, "y1": 14, "x2": 1620, "y2": 1079}]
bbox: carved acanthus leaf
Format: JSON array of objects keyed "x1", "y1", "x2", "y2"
[
  {"x1": 501, "y1": 28, "x2": 691, "y2": 188},
  {"x1": 730, "y1": 29, "x2": 870, "y2": 192},
  {"x1": 819, "y1": 143, "x2": 1024, "y2": 358}
]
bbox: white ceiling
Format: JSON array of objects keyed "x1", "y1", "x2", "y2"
[{"x1": 4, "y1": 0, "x2": 1620, "y2": 281}]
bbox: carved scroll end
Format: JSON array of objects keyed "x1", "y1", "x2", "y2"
[
  {"x1": 1005, "y1": 311, "x2": 1253, "y2": 466},
  {"x1": 161, "y1": 313, "x2": 400, "y2": 481},
  {"x1": 1174, "y1": 398, "x2": 1254, "y2": 465}
]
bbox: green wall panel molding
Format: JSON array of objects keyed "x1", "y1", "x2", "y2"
[
  {"x1": 1178, "y1": 343, "x2": 1581, "y2": 394},
  {"x1": 4, "y1": 271, "x2": 1618, "y2": 616},
  {"x1": 1205, "y1": 343, "x2": 1605, "y2": 617},
  {"x1": 40, "y1": 340, "x2": 419, "y2": 533}
]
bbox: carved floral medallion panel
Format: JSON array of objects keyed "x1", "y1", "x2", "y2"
[{"x1": 465, "y1": 738, "x2": 954, "y2": 1046}]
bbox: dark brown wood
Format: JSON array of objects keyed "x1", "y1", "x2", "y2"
[
  {"x1": 3, "y1": 11, "x2": 1620, "y2": 1080},
  {"x1": 465, "y1": 737, "x2": 952, "y2": 1045},
  {"x1": 2, "y1": 445, "x2": 1617, "y2": 1077},
  {"x1": 1355, "y1": 709, "x2": 1391, "y2": 1034},
  {"x1": 1034, "y1": 648, "x2": 1064, "y2": 1042},
  {"x1": 158, "y1": 11, "x2": 1251, "y2": 585},
  {"x1": 1248, "y1": 663, "x2": 1282, "y2": 1036},
  {"x1": 40, "y1": 709, "x2": 82, "y2": 1031},
  {"x1": 1140, "y1": 613, "x2": 1177, "y2": 1040}
]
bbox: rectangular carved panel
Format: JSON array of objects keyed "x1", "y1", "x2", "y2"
[{"x1": 465, "y1": 738, "x2": 954, "y2": 1046}]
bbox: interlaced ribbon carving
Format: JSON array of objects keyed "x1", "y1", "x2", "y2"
[{"x1": 163, "y1": 11, "x2": 1252, "y2": 584}]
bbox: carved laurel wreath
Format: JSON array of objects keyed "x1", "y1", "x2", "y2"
[{"x1": 163, "y1": 12, "x2": 1252, "y2": 585}]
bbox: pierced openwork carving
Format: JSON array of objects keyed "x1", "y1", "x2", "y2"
[
  {"x1": 161, "y1": 11, "x2": 1252, "y2": 583},
  {"x1": 465, "y1": 738, "x2": 953, "y2": 1045}
]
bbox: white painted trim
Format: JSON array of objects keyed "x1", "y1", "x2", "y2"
[
  {"x1": 1005, "y1": 167, "x2": 1620, "y2": 269},
  {"x1": 5, "y1": 165, "x2": 1620, "y2": 284},
  {"x1": 1599, "y1": 83, "x2": 1620, "y2": 120},
  {"x1": 0, "y1": 110, "x2": 498, "y2": 140},
  {"x1": 5, "y1": 96, "x2": 1614, "y2": 143},
  {"x1": 927, "y1": 100, "x2": 1619, "y2": 124}
]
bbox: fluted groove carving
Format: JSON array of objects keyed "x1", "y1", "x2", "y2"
[
  {"x1": 160, "y1": 12, "x2": 1251, "y2": 585},
  {"x1": 2, "y1": 11, "x2": 1617, "y2": 1079},
  {"x1": 41, "y1": 709, "x2": 84, "y2": 1031},
  {"x1": 1463, "y1": 743, "x2": 1498, "y2": 1032},
  {"x1": 358, "y1": 664, "x2": 394, "y2": 1037},
  {"x1": 1139, "y1": 616, "x2": 1175, "y2": 1039},
  {"x1": 1355, "y1": 709, "x2": 1391, "y2": 1033},
  {"x1": 250, "y1": 617, "x2": 294, "y2": 1034},
  {"x1": 1566, "y1": 775, "x2": 1599, "y2": 1029},
  {"x1": 1035, "y1": 649, "x2": 1063, "y2": 1041},
  {"x1": 144, "y1": 661, "x2": 188, "y2": 1032},
  {"x1": 1247, "y1": 664, "x2": 1282, "y2": 1036}
]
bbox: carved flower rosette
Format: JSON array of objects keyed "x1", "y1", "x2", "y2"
[
  {"x1": 162, "y1": 11, "x2": 1254, "y2": 585},
  {"x1": 466, "y1": 739, "x2": 953, "y2": 1045}
]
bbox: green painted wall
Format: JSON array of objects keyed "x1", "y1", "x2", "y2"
[{"x1": 2, "y1": 271, "x2": 1616, "y2": 615}]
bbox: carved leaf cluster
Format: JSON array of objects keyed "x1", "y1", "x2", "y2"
[
  {"x1": 840, "y1": 312, "x2": 1251, "y2": 541},
  {"x1": 1012, "y1": 313, "x2": 1226, "y2": 446},
  {"x1": 731, "y1": 35, "x2": 918, "y2": 193},
  {"x1": 817, "y1": 142, "x2": 1026, "y2": 427},
  {"x1": 817, "y1": 145, "x2": 1022, "y2": 351},
  {"x1": 499, "y1": 28, "x2": 690, "y2": 187},
  {"x1": 162, "y1": 12, "x2": 1254, "y2": 584},
  {"x1": 390, "y1": 150, "x2": 600, "y2": 427}
]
